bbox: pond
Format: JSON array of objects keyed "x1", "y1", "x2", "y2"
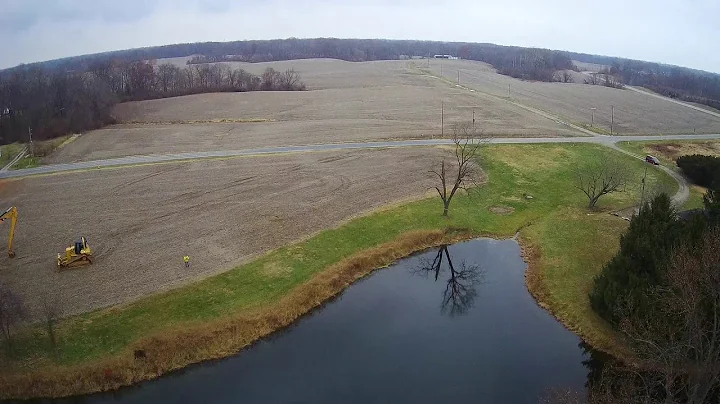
[{"x1": 55, "y1": 238, "x2": 592, "y2": 403}]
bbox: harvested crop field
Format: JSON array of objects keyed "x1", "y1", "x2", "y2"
[
  {"x1": 0, "y1": 147, "x2": 444, "y2": 318},
  {"x1": 48, "y1": 59, "x2": 579, "y2": 164},
  {"x1": 427, "y1": 59, "x2": 720, "y2": 135}
]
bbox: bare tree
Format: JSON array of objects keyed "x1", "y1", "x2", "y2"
[
  {"x1": 584, "y1": 72, "x2": 600, "y2": 85},
  {"x1": 612, "y1": 226, "x2": 720, "y2": 404},
  {"x1": 0, "y1": 284, "x2": 27, "y2": 351},
  {"x1": 545, "y1": 227, "x2": 720, "y2": 404},
  {"x1": 412, "y1": 245, "x2": 485, "y2": 316},
  {"x1": 278, "y1": 69, "x2": 304, "y2": 90},
  {"x1": 261, "y1": 67, "x2": 280, "y2": 90},
  {"x1": 431, "y1": 123, "x2": 484, "y2": 216},
  {"x1": 574, "y1": 157, "x2": 629, "y2": 208},
  {"x1": 156, "y1": 63, "x2": 178, "y2": 93},
  {"x1": 40, "y1": 291, "x2": 64, "y2": 349},
  {"x1": 553, "y1": 70, "x2": 573, "y2": 83}
]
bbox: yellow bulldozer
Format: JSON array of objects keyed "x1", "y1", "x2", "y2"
[
  {"x1": 58, "y1": 236, "x2": 93, "y2": 268},
  {"x1": 2, "y1": 207, "x2": 94, "y2": 267},
  {"x1": 1, "y1": 206, "x2": 18, "y2": 258}
]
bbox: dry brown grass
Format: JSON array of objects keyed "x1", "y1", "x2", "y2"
[
  {"x1": 648, "y1": 141, "x2": 720, "y2": 160},
  {"x1": 0, "y1": 228, "x2": 472, "y2": 399}
]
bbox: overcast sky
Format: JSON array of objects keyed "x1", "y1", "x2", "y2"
[{"x1": 1, "y1": 0, "x2": 718, "y2": 73}]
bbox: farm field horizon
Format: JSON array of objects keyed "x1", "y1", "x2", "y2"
[{"x1": 43, "y1": 58, "x2": 720, "y2": 165}]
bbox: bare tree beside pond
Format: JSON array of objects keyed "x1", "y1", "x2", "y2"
[
  {"x1": 430, "y1": 122, "x2": 485, "y2": 216},
  {"x1": 574, "y1": 157, "x2": 629, "y2": 208},
  {"x1": 413, "y1": 245, "x2": 485, "y2": 316}
]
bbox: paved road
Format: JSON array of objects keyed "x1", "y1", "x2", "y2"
[{"x1": 1, "y1": 134, "x2": 720, "y2": 180}]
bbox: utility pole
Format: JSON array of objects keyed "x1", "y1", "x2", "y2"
[
  {"x1": 610, "y1": 105, "x2": 614, "y2": 135},
  {"x1": 590, "y1": 108, "x2": 596, "y2": 127},
  {"x1": 457, "y1": 70, "x2": 460, "y2": 85},
  {"x1": 440, "y1": 63, "x2": 443, "y2": 76},
  {"x1": 472, "y1": 109, "x2": 475, "y2": 129},
  {"x1": 508, "y1": 84, "x2": 511, "y2": 98},
  {"x1": 28, "y1": 127, "x2": 34, "y2": 157},
  {"x1": 441, "y1": 101, "x2": 444, "y2": 137}
]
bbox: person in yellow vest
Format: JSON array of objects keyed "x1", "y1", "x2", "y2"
[{"x1": 183, "y1": 255, "x2": 190, "y2": 268}]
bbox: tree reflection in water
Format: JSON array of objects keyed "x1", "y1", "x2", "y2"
[{"x1": 412, "y1": 245, "x2": 485, "y2": 317}]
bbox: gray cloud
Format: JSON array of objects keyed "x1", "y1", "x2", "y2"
[
  {"x1": 0, "y1": 0, "x2": 718, "y2": 73},
  {"x1": 0, "y1": 0, "x2": 158, "y2": 32}
]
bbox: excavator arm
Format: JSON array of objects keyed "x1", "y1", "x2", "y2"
[{"x1": 0, "y1": 206, "x2": 18, "y2": 258}]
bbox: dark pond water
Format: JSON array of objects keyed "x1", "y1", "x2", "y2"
[{"x1": 51, "y1": 238, "x2": 592, "y2": 404}]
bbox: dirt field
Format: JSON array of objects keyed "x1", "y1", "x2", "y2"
[
  {"x1": 427, "y1": 59, "x2": 720, "y2": 135},
  {"x1": 0, "y1": 147, "x2": 444, "y2": 318},
  {"x1": 48, "y1": 59, "x2": 582, "y2": 164},
  {"x1": 47, "y1": 58, "x2": 720, "y2": 164}
]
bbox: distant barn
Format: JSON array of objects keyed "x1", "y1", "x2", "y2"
[{"x1": 433, "y1": 55, "x2": 459, "y2": 60}]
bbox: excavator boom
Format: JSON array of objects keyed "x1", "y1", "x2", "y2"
[{"x1": 0, "y1": 207, "x2": 18, "y2": 258}]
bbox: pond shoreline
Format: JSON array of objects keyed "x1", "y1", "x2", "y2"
[
  {"x1": 1, "y1": 229, "x2": 632, "y2": 400},
  {"x1": 520, "y1": 234, "x2": 634, "y2": 364},
  {"x1": 1, "y1": 229, "x2": 481, "y2": 399}
]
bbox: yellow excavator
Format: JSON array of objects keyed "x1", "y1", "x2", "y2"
[
  {"x1": 58, "y1": 236, "x2": 93, "y2": 268},
  {"x1": 0, "y1": 206, "x2": 18, "y2": 258}
]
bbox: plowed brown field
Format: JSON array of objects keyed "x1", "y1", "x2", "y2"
[
  {"x1": 1, "y1": 147, "x2": 443, "y2": 317},
  {"x1": 47, "y1": 59, "x2": 578, "y2": 164},
  {"x1": 427, "y1": 59, "x2": 720, "y2": 135}
]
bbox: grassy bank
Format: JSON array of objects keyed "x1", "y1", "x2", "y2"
[
  {"x1": 7, "y1": 136, "x2": 74, "y2": 170},
  {"x1": 0, "y1": 143, "x2": 677, "y2": 398},
  {"x1": 0, "y1": 143, "x2": 25, "y2": 168},
  {"x1": 617, "y1": 140, "x2": 719, "y2": 210}
]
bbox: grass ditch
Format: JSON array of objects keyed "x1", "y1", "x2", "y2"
[
  {"x1": 0, "y1": 143, "x2": 678, "y2": 398},
  {"x1": 6, "y1": 135, "x2": 77, "y2": 170},
  {"x1": 0, "y1": 143, "x2": 25, "y2": 168}
]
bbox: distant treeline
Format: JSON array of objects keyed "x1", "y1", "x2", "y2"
[
  {"x1": 570, "y1": 52, "x2": 720, "y2": 110},
  {"x1": 20, "y1": 39, "x2": 720, "y2": 109},
  {"x1": 0, "y1": 60, "x2": 304, "y2": 145},
  {"x1": 17, "y1": 39, "x2": 576, "y2": 83}
]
